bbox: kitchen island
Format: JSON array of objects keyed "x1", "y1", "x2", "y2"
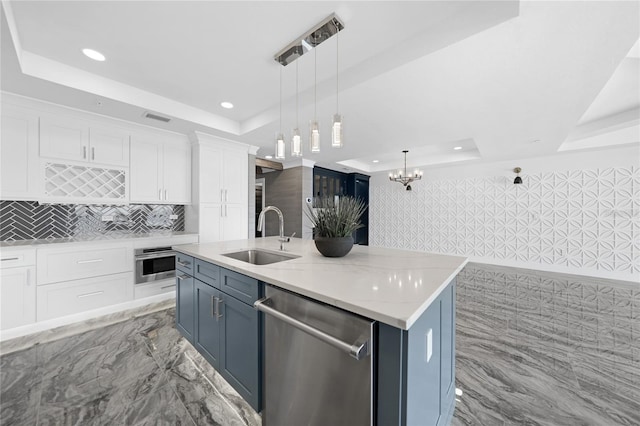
[{"x1": 174, "y1": 237, "x2": 467, "y2": 426}]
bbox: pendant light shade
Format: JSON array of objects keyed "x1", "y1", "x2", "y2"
[
  {"x1": 275, "y1": 67, "x2": 285, "y2": 160},
  {"x1": 291, "y1": 61, "x2": 302, "y2": 157},
  {"x1": 310, "y1": 120, "x2": 320, "y2": 152},
  {"x1": 275, "y1": 133, "x2": 286, "y2": 160},
  {"x1": 331, "y1": 114, "x2": 343, "y2": 148}
]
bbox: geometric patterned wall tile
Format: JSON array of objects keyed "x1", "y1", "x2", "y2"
[
  {"x1": 0, "y1": 201, "x2": 185, "y2": 241},
  {"x1": 370, "y1": 166, "x2": 639, "y2": 277}
]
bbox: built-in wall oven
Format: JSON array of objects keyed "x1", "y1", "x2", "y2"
[{"x1": 135, "y1": 247, "x2": 176, "y2": 284}]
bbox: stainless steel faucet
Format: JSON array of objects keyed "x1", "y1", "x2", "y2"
[{"x1": 257, "y1": 206, "x2": 292, "y2": 250}]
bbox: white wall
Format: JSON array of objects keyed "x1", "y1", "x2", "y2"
[{"x1": 369, "y1": 145, "x2": 640, "y2": 282}]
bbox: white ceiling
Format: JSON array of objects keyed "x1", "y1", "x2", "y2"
[{"x1": 1, "y1": 1, "x2": 639, "y2": 173}]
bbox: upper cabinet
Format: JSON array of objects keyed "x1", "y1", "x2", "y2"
[
  {"x1": 1, "y1": 105, "x2": 40, "y2": 201},
  {"x1": 130, "y1": 134, "x2": 191, "y2": 204},
  {"x1": 197, "y1": 144, "x2": 247, "y2": 205},
  {"x1": 40, "y1": 114, "x2": 129, "y2": 167}
]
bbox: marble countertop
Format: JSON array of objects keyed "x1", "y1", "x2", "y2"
[
  {"x1": 0, "y1": 231, "x2": 198, "y2": 249},
  {"x1": 175, "y1": 237, "x2": 468, "y2": 330}
]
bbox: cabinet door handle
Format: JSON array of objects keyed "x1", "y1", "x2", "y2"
[
  {"x1": 176, "y1": 274, "x2": 190, "y2": 280},
  {"x1": 83, "y1": 146, "x2": 87, "y2": 159},
  {"x1": 159, "y1": 189, "x2": 162, "y2": 201},
  {"x1": 225, "y1": 205, "x2": 227, "y2": 217},
  {"x1": 91, "y1": 147, "x2": 95, "y2": 161},
  {"x1": 161, "y1": 284, "x2": 176, "y2": 290},
  {"x1": 224, "y1": 189, "x2": 228, "y2": 202},
  {"x1": 177, "y1": 260, "x2": 191, "y2": 267},
  {"x1": 220, "y1": 189, "x2": 224, "y2": 203},
  {"x1": 78, "y1": 290, "x2": 104, "y2": 299},
  {"x1": 215, "y1": 296, "x2": 224, "y2": 321},
  {"x1": 1, "y1": 257, "x2": 19, "y2": 262},
  {"x1": 211, "y1": 295, "x2": 215, "y2": 317},
  {"x1": 77, "y1": 258, "x2": 103, "y2": 264}
]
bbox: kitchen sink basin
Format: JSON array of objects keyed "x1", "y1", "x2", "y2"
[{"x1": 222, "y1": 249, "x2": 300, "y2": 265}]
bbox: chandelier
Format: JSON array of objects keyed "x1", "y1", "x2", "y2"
[{"x1": 389, "y1": 150, "x2": 422, "y2": 191}]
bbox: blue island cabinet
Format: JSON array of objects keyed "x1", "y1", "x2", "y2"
[
  {"x1": 377, "y1": 280, "x2": 456, "y2": 426},
  {"x1": 175, "y1": 256, "x2": 263, "y2": 411}
]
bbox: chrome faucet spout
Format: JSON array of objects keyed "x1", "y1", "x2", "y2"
[{"x1": 257, "y1": 206, "x2": 290, "y2": 250}]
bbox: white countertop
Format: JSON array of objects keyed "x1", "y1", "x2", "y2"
[
  {"x1": 0, "y1": 231, "x2": 198, "y2": 249},
  {"x1": 175, "y1": 237, "x2": 468, "y2": 330}
]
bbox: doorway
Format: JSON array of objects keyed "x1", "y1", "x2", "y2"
[{"x1": 255, "y1": 178, "x2": 265, "y2": 237}]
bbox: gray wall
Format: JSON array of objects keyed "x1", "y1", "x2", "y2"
[{"x1": 257, "y1": 167, "x2": 303, "y2": 238}]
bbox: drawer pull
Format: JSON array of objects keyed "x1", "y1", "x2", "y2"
[
  {"x1": 161, "y1": 284, "x2": 176, "y2": 290},
  {"x1": 177, "y1": 260, "x2": 191, "y2": 267},
  {"x1": 176, "y1": 274, "x2": 190, "y2": 281},
  {"x1": 78, "y1": 290, "x2": 104, "y2": 298},
  {"x1": 1, "y1": 257, "x2": 20, "y2": 261},
  {"x1": 77, "y1": 259, "x2": 103, "y2": 264}
]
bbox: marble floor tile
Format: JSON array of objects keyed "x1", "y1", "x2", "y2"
[{"x1": 1, "y1": 262, "x2": 637, "y2": 425}]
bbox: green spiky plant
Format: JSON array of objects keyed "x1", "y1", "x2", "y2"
[{"x1": 305, "y1": 196, "x2": 367, "y2": 238}]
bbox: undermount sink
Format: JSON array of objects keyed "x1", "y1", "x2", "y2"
[{"x1": 222, "y1": 249, "x2": 300, "y2": 265}]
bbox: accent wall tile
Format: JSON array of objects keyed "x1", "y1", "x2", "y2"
[
  {"x1": 370, "y1": 166, "x2": 639, "y2": 278},
  {"x1": 0, "y1": 201, "x2": 185, "y2": 241}
]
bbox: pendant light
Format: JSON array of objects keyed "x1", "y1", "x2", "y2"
[
  {"x1": 331, "y1": 21, "x2": 343, "y2": 148},
  {"x1": 291, "y1": 60, "x2": 302, "y2": 157},
  {"x1": 275, "y1": 66, "x2": 285, "y2": 160},
  {"x1": 310, "y1": 47, "x2": 321, "y2": 153}
]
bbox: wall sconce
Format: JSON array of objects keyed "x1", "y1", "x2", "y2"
[{"x1": 513, "y1": 167, "x2": 523, "y2": 184}]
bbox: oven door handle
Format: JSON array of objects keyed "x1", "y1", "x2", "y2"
[{"x1": 135, "y1": 252, "x2": 177, "y2": 260}]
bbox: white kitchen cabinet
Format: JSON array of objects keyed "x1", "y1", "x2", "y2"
[
  {"x1": 198, "y1": 145, "x2": 247, "y2": 204},
  {"x1": 0, "y1": 249, "x2": 37, "y2": 330},
  {"x1": 1, "y1": 105, "x2": 40, "y2": 200},
  {"x1": 130, "y1": 135, "x2": 191, "y2": 204},
  {"x1": 40, "y1": 114, "x2": 129, "y2": 167},
  {"x1": 197, "y1": 203, "x2": 247, "y2": 243},
  {"x1": 192, "y1": 138, "x2": 248, "y2": 242},
  {"x1": 37, "y1": 243, "x2": 132, "y2": 285},
  {"x1": 37, "y1": 272, "x2": 132, "y2": 321}
]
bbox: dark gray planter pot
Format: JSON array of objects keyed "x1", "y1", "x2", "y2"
[{"x1": 314, "y1": 236, "x2": 354, "y2": 258}]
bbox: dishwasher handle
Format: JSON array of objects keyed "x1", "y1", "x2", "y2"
[{"x1": 254, "y1": 297, "x2": 369, "y2": 361}]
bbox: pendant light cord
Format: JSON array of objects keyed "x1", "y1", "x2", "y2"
[
  {"x1": 314, "y1": 46, "x2": 317, "y2": 119},
  {"x1": 279, "y1": 66, "x2": 282, "y2": 131},
  {"x1": 335, "y1": 20, "x2": 339, "y2": 113},
  {"x1": 296, "y1": 60, "x2": 299, "y2": 126}
]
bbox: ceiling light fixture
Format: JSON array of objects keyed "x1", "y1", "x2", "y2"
[
  {"x1": 82, "y1": 48, "x2": 105, "y2": 61},
  {"x1": 273, "y1": 14, "x2": 344, "y2": 155},
  {"x1": 220, "y1": 101, "x2": 234, "y2": 109},
  {"x1": 291, "y1": 60, "x2": 302, "y2": 157},
  {"x1": 265, "y1": 155, "x2": 273, "y2": 159},
  {"x1": 310, "y1": 46, "x2": 321, "y2": 153},
  {"x1": 453, "y1": 146, "x2": 462, "y2": 150},
  {"x1": 275, "y1": 67, "x2": 285, "y2": 160},
  {"x1": 389, "y1": 150, "x2": 423, "y2": 191},
  {"x1": 331, "y1": 20, "x2": 343, "y2": 148},
  {"x1": 513, "y1": 167, "x2": 523, "y2": 184},
  {"x1": 372, "y1": 160, "x2": 379, "y2": 163}
]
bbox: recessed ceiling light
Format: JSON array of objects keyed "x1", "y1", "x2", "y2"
[
  {"x1": 453, "y1": 146, "x2": 462, "y2": 150},
  {"x1": 220, "y1": 101, "x2": 234, "y2": 109},
  {"x1": 265, "y1": 155, "x2": 273, "y2": 159},
  {"x1": 372, "y1": 160, "x2": 379, "y2": 163},
  {"x1": 82, "y1": 48, "x2": 105, "y2": 61}
]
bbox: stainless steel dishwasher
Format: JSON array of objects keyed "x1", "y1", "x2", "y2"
[{"x1": 255, "y1": 285, "x2": 375, "y2": 426}]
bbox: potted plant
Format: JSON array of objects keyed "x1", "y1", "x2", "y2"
[{"x1": 305, "y1": 196, "x2": 367, "y2": 257}]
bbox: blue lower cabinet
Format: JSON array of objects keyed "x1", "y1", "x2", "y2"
[
  {"x1": 174, "y1": 256, "x2": 263, "y2": 413},
  {"x1": 175, "y1": 273, "x2": 195, "y2": 343},
  {"x1": 220, "y1": 293, "x2": 262, "y2": 411},
  {"x1": 377, "y1": 278, "x2": 457, "y2": 426},
  {"x1": 194, "y1": 281, "x2": 222, "y2": 369}
]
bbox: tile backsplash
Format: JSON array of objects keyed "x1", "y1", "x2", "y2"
[{"x1": 0, "y1": 201, "x2": 185, "y2": 241}]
